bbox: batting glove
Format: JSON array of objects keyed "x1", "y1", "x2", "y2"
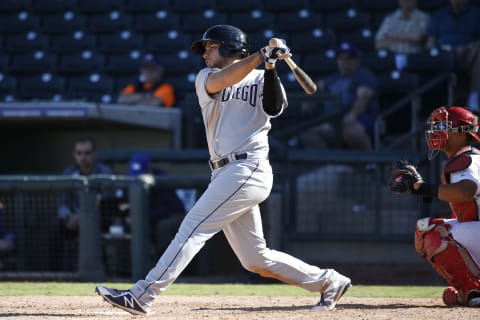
[{"x1": 260, "y1": 40, "x2": 290, "y2": 64}]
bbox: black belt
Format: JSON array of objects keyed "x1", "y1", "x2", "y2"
[{"x1": 209, "y1": 153, "x2": 247, "y2": 170}]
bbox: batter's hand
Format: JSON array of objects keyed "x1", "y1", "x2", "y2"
[
  {"x1": 389, "y1": 159, "x2": 424, "y2": 194},
  {"x1": 260, "y1": 39, "x2": 290, "y2": 64}
]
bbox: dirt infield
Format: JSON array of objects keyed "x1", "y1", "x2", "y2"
[{"x1": 1, "y1": 296, "x2": 479, "y2": 320}]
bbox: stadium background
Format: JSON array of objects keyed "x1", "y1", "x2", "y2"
[{"x1": 0, "y1": 0, "x2": 475, "y2": 284}]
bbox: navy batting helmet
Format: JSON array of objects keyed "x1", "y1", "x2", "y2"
[{"x1": 191, "y1": 25, "x2": 249, "y2": 58}]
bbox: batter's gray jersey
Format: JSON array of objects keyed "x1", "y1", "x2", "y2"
[{"x1": 195, "y1": 65, "x2": 287, "y2": 160}]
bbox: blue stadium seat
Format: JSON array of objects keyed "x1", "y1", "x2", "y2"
[
  {"x1": 0, "y1": 0, "x2": 31, "y2": 13},
  {"x1": 8, "y1": 50, "x2": 56, "y2": 75},
  {"x1": 216, "y1": 0, "x2": 260, "y2": 13},
  {"x1": 50, "y1": 31, "x2": 96, "y2": 54},
  {"x1": 338, "y1": 29, "x2": 376, "y2": 53},
  {"x1": 0, "y1": 72, "x2": 17, "y2": 102},
  {"x1": 4, "y1": 32, "x2": 48, "y2": 54},
  {"x1": 56, "y1": 50, "x2": 107, "y2": 75},
  {"x1": 310, "y1": 0, "x2": 356, "y2": 13},
  {"x1": 17, "y1": 72, "x2": 66, "y2": 101},
  {"x1": 404, "y1": 49, "x2": 455, "y2": 77},
  {"x1": 303, "y1": 50, "x2": 338, "y2": 79},
  {"x1": 325, "y1": 10, "x2": 371, "y2": 33},
  {"x1": 103, "y1": 51, "x2": 143, "y2": 75},
  {"x1": 0, "y1": 12, "x2": 39, "y2": 35},
  {"x1": 247, "y1": 30, "x2": 289, "y2": 54},
  {"x1": 179, "y1": 11, "x2": 228, "y2": 33},
  {"x1": 85, "y1": 11, "x2": 132, "y2": 34},
  {"x1": 131, "y1": 11, "x2": 180, "y2": 33},
  {"x1": 39, "y1": 12, "x2": 86, "y2": 35},
  {"x1": 30, "y1": 0, "x2": 77, "y2": 14},
  {"x1": 357, "y1": 0, "x2": 398, "y2": 14},
  {"x1": 361, "y1": 50, "x2": 397, "y2": 74},
  {"x1": 77, "y1": 0, "x2": 120, "y2": 14},
  {"x1": 66, "y1": 73, "x2": 115, "y2": 103},
  {"x1": 288, "y1": 28, "x2": 335, "y2": 54},
  {"x1": 228, "y1": 11, "x2": 275, "y2": 33},
  {"x1": 143, "y1": 30, "x2": 191, "y2": 54},
  {"x1": 274, "y1": 10, "x2": 323, "y2": 33},
  {"x1": 170, "y1": 0, "x2": 215, "y2": 14},
  {"x1": 157, "y1": 51, "x2": 203, "y2": 76},
  {"x1": 121, "y1": 0, "x2": 170, "y2": 14},
  {"x1": 96, "y1": 30, "x2": 143, "y2": 54},
  {"x1": 417, "y1": 0, "x2": 448, "y2": 12},
  {"x1": 262, "y1": 0, "x2": 309, "y2": 13}
]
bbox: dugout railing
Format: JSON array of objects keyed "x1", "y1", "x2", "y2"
[{"x1": 0, "y1": 149, "x2": 441, "y2": 281}]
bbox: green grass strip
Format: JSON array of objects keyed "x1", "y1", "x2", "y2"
[{"x1": 0, "y1": 282, "x2": 443, "y2": 298}]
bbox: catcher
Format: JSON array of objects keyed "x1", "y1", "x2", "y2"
[{"x1": 390, "y1": 106, "x2": 480, "y2": 307}]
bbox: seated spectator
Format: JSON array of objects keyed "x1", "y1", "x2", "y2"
[
  {"x1": 426, "y1": 0, "x2": 480, "y2": 110},
  {"x1": 117, "y1": 152, "x2": 186, "y2": 258},
  {"x1": 117, "y1": 53, "x2": 176, "y2": 108},
  {"x1": 300, "y1": 43, "x2": 380, "y2": 150},
  {"x1": 51, "y1": 136, "x2": 116, "y2": 270},
  {"x1": 375, "y1": 0, "x2": 430, "y2": 69}
]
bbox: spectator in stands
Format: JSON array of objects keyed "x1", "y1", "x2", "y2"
[
  {"x1": 300, "y1": 43, "x2": 380, "y2": 150},
  {"x1": 51, "y1": 136, "x2": 115, "y2": 270},
  {"x1": 375, "y1": 0, "x2": 430, "y2": 55},
  {"x1": 0, "y1": 202, "x2": 15, "y2": 270},
  {"x1": 426, "y1": 0, "x2": 480, "y2": 111},
  {"x1": 117, "y1": 152, "x2": 186, "y2": 258},
  {"x1": 117, "y1": 53, "x2": 176, "y2": 108}
]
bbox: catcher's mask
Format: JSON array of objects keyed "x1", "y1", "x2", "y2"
[{"x1": 425, "y1": 106, "x2": 480, "y2": 159}]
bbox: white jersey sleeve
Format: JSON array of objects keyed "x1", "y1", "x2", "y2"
[{"x1": 450, "y1": 154, "x2": 480, "y2": 197}]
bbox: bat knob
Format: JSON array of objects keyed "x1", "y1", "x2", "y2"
[{"x1": 269, "y1": 38, "x2": 281, "y2": 48}]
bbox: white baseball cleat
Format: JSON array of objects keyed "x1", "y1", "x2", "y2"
[
  {"x1": 95, "y1": 285, "x2": 150, "y2": 315},
  {"x1": 312, "y1": 272, "x2": 351, "y2": 311}
]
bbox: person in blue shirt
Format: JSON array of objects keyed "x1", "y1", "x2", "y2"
[
  {"x1": 300, "y1": 42, "x2": 380, "y2": 150},
  {"x1": 427, "y1": 0, "x2": 480, "y2": 111}
]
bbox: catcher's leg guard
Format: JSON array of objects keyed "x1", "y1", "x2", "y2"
[{"x1": 415, "y1": 218, "x2": 480, "y2": 305}]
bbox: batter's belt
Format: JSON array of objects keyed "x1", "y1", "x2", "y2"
[{"x1": 209, "y1": 153, "x2": 248, "y2": 170}]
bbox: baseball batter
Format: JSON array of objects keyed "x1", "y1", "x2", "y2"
[
  {"x1": 96, "y1": 25, "x2": 351, "y2": 315},
  {"x1": 390, "y1": 106, "x2": 480, "y2": 307}
]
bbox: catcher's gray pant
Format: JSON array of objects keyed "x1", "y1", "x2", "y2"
[{"x1": 130, "y1": 159, "x2": 333, "y2": 306}]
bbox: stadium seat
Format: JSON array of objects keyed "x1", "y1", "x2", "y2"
[
  {"x1": 310, "y1": 0, "x2": 356, "y2": 13},
  {"x1": 143, "y1": 30, "x2": 191, "y2": 54},
  {"x1": 66, "y1": 73, "x2": 115, "y2": 103},
  {"x1": 361, "y1": 50, "x2": 397, "y2": 74},
  {"x1": 0, "y1": 0, "x2": 30, "y2": 13},
  {"x1": 418, "y1": 0, "x2": 449, "y2": 12},
  {"x1": 114, "y1": 74, "x2": 138, "y2": 93},
  {"x1": 56, "y1": 50, "x2": 107, "y2": 75},
  {"x1": 121, "y1": 0, "x2": 170, "y2": 14},
  {"x1": 0, "y1": 72, "x2": 17, "y2": 102},
  {"x1": 96, "y1": 30, "x2": 143, "y2": 54},
  {"x1": 170, "y1": 0, "x2": 215, "y2": 14},
  {"x1": 325, "y1": 10, "x2": 371, "y2": 33},
  {"x1": 17, "y1": 72, "x2": 66, "y2": 101},
  {"x1": 131, "y1": 11, "x2": 180, "y2": 34},
  {"x1": 357, "y1": 0, "x2": 397, "y2": 14},
  {"x1": 157, "y1": 51, "x2": 203, "y2": 76},
  {"x1": 288, "y1": 28, "x2": 335, "y2": 54},
  {"x1": 4, "y1": 32, "x2": 48, "y2": 54},
  {"x1": 404, "y1": 49, "x2": 455, "y2": 78},
  {"x1": 228, "y1": 11, "x2": 275, "y2": 33},
  {"x1": 85, "y1": 11, "x2": 132, "y2": 34},
  {"x1": 274, "y1": 10, "x2": 323, "y2": 33},
  {"x1": 77, "y1": 0, "x2": 120, "y2": 14},
  {"x1": 338, "y1": 29, "x2": 376, "y2": 53},
  {"x1": 168, "y1": 73, "x2": 197, "y2": 103},
  {"x1": 303, "y1": 50, "x2": 338, "y2": 79},
  {"x1": 103, "y1": 51, "x2": 143, "y2": 75},
  {"x1": 8, "y1": 50, "x2": 56, "y2": 75},
  {"x1": 216, "y1": 0, "x2": 260, "y2": 13},
  {"x1": 0, "y1": 12, "x2": 39, "y2": 35},
  {"x1": 30, "y1": 0, "x2": 77, "y2": 14},
  {"x1": 248, "y1": 30, "x2": 289, "y2": 54},
  {"x1": 262, "y1": 0, "x2": 309, "y2": 13},
  {"x1": 50, "y1": 31, "x2": 96, "y2": 54},
  {"x1": 179, "y1": 11, "x2": 228, "y2": 33},
  {"x1": 39, "y1": 12, "x2": 86, "y2": 35}
]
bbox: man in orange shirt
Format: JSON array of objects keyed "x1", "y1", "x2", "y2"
[{"x1": 117, "y1": 53, "x2": 176, "y2": 107}]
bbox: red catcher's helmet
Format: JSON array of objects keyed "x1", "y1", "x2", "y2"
[{"x1": 425, "y1": 106, "x2": 480, "y2": 158}]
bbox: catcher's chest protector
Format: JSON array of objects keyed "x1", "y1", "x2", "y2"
[{"x1": 441, "y1": 148, "x2": 479, "y2": 222}]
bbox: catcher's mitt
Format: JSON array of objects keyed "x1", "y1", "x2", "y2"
[{"x1": 389, "y1": 160, "x2": 424, "y2": 194}]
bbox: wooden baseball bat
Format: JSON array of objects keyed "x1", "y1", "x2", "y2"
[{"x1": 269, "y1": 38, "x2": 317, "y2": 95}]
